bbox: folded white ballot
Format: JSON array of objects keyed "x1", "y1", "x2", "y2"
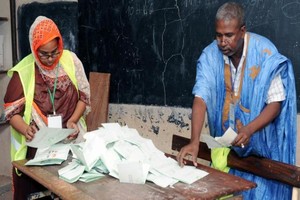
[
  {"x1": 26, "y1": 127, "x2": 75, "y2": 148},
  {"x1": 201, "y1": 127, "x2": 238, "y2": 149},
  {"x1": 58, "y1": 160, "x2": 85, "y2": 183},
  {"x1": 25, "y1": 143, "x2": 70, "y2": 166},
  {"x1": 149, "y1": 154, "x2": 209, "y2": 185},
  {"x1": 79, "y1": 169, "x2": 105, "y2": 183},
  {"x1": 117, "y1": 161, "x2": 150, "y2": 184}
]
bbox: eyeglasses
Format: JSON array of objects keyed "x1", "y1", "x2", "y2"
[{"x1": 38, "y1": 49, "x2": 60, "y2": 60}]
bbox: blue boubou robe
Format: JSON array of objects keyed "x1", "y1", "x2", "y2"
[{"x1": 193, "y1": 32, "x2": 297, "y2": 200}]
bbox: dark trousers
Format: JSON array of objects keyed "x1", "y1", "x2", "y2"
[{"x1": 12, "y1": 147, "x2": 48, "y2": 200}]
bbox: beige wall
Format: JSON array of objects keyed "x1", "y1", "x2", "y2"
[
  {"x1": 0, "y1": 0, "x2": 13, "y2": 176},
  {"x1": 108, "y1": 103, "x2": 206, "y2": 156},
  {"x1": 0, "y1": 124, "x2": 11, "y2": 175}
]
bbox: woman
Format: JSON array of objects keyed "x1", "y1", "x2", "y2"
[{"x1": 4, "y1": 16, "x2": 90, "y2": 199}]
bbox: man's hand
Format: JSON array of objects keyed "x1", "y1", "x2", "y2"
[
  {"x1": 232, "y1": 125, "x2": 252, "y2": 148},
  {"x1": 176, "y1": 143, "x2": 199, "y2": 167},
  {"x1": 231, "y1": 102, "x2": 281, "y2": 148}
]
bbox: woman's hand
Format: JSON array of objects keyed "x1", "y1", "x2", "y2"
[
  {"x1": 66, "y1": 121, "x2": 79, "y2": 140},
  {"x1": 9, "y1": 115, "x2": 39, "y2": 142},
  {"x1": 24, "y1": 123, "x2": 38, "y2": 142}
]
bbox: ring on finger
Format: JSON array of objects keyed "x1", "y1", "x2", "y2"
[{"x1": 241, "y1": 143, "x2": 245, "y2": 148}]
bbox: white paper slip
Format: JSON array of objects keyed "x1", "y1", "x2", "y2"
[
  {"x1": 201, "y1": 134, "x2": 223, "y2": 149},
  {"x1": 216, "y1": 127, "x2": 238, "y2": 146},
  {"x1": 151, "y1": 156, "x2": 208, "y2": 185},
  {"x1": 70, "y1": 135, "x2": 105, "y2": 172},
  {"x1": 58, "y1": 160, "x2": 80, "y2": 176},
  {"x1": 59, "y1": 164, "x2": 85, "y2": 183},
  {"x1": 117, "y1": 161, "x2": 150, "y2": 184},
  {"x1": 79, "y1": 169, "x2": 105, "y2": 183},
  {"x1": 201, "y1": 127, "x2": 238, "y2": 149},
  {"x1": 26, "y1": 127, "x2": 75, "y2": 148},
  {"x1": 25, "y1": 143, "x2": 70, "y2": 166},
  {"x1": 147, "y1": 171, "x2": 178, "y2": 188},
  {"x1": 70, "y1": 143, "x2": 99, "y2": 172}
]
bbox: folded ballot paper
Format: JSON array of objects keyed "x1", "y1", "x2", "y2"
[
  {"x1": 25, "y1": 128, "x2": 74, "y2": 166},
  {"x1": 26, "y1": 127, "x2": 75, "y2": 148},
  {"x1": 58, "y1": 159, "x2": 105, "y2": 183},
  {"x1": 58, "y1": 160, "x2": 86, "y2": 183},
  {"x1": 117, "y1": 161, "x2": 150, "y2": 184},
  {"x1": 57, "y1": 123, "x2": 210, "y2": 187},
  {"x1": 25, "y1": 143, "x2": 70, "y2": 166},
  {"x1": 200, "y1": 127, "x2": 238, "y2": 149}
]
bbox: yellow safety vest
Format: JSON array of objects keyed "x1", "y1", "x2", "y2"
[{"x1": 8, "y1": 50, "x2": 84, "y2": 162}]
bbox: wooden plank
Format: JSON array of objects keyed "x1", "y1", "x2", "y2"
[
  {"x1": 86, "y1": 72, "x2": 111, "y2": 131},
  {"x1": 12, "y1": 160, "x2": 94, "y2": 200},
  {"x1": 172, "y1": 134, "x2": 212, "y2": 162},
  {"x1": 172, "y1": 134, "x2": 300, "y2": 187}
]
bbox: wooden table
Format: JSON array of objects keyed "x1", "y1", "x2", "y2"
[{"x1": 12, "y1": 156, "x2": 256, "y2": 200}]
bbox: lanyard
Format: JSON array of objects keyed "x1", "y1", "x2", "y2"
[{"x1": 47, "y1": 66, "x2": 59, "y2": 115}]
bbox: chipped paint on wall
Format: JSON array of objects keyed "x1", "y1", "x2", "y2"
[{"x1": 108, "y1": 103, "x2": 209, "y2": 157}]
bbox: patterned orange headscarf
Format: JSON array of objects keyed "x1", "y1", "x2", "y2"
[{"x1": 29, "y1": 16, "x2": 64, "y2": 70}]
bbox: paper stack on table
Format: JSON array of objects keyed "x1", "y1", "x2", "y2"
[
  {"x1": 25, "y1": 123, "x2": 209, "y2": 187},
  {"x1": 60, "y1": 123, "x2": 209, "y2": 187}
]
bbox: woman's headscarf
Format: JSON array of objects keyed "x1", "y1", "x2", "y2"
[{"x1": 29, "y1": 16, "x2": 64, "y2": 70}]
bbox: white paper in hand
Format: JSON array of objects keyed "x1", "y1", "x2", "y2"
[
  {"x1": 215, "y1": 127, "x2": 237, "y2": 146},
  {"x1": 26, "y1": 127, "x2": 75, "y2": 148},
  {"x1": 201, "y1": 127, "x2": 237, "y2": 149},
  {"x1": 201, "y1": 134, "x2": 223, "y2": 149}
]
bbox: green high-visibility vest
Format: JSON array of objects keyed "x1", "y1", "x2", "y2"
[{"x1": 8, "y1": 50, "x2": 83, "y2": 162}]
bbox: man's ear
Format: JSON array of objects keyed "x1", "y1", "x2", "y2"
[{"x1": 240, "y1": 25, "x2": 246, "y2": 36}]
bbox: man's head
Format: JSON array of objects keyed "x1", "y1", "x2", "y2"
[{"x1": 215, "y1": 2, "x2": 246, "y2": 57}]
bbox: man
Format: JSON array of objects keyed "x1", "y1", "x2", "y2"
[{"x1": 176, "y1": 2, "x2": 296, "y2": 200}]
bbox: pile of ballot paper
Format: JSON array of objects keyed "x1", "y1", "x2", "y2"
[{"x1": 26, "y1": 123, "x2": 209, "y2": 187}]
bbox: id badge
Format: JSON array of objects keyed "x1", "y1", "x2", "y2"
[
  {"x1": 229, "y1": 103, "x2": 235, "y2": 129},
  {"x1": 48, "y1": 114, "x2": 62, "y2": 128}
]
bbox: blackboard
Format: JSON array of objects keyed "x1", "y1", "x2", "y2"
[
  {"x1": 17, "y1": 0, "x2": 300, "y2": 111},
  {"x1": 17, "y1": 1, "x2": 78, "y2": 59},
  {"x1": 77, "y1": 0, "x2": 300, "y2": 111}
]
